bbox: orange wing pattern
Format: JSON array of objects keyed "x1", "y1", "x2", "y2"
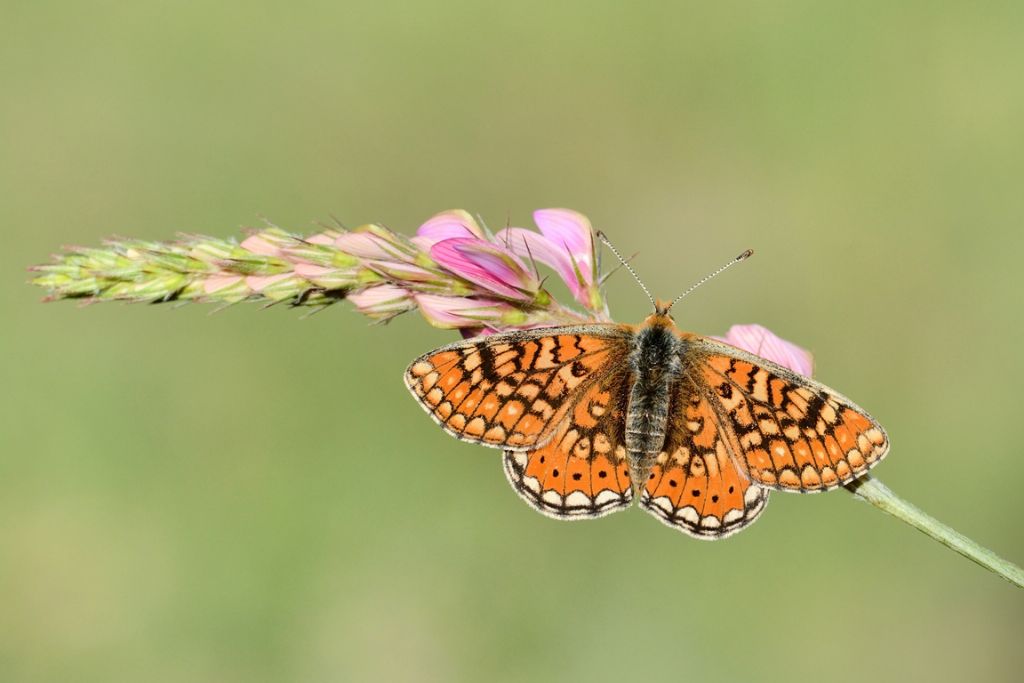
[
  {"x1": 688, "y1": 337, "x2": 889, "y2": 493},
  {"x1": 503, "y1": 369, "x2": 633, "y2": 518},
  {"x1": 640, "y1": 384, "x2": 769, "y2": 539},
  {"x1": 405, "y1": 325, "x2": 631, "y2": 450}
]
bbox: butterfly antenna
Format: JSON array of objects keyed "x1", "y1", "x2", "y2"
[
  {"x1": 665, "y1": 248, "x2": 753, "y2": 312},
  {"x1": 596, "y1": 231, "x2": 656, "y2": 310}
]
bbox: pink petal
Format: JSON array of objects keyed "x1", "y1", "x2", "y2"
[
  {"x1": 430, "y1": 238, "x2": 538, "y2": 301},
  {"x1": 333, "y1": 232, "x2": 397, "y2": 260},
  {"x1": 715, "y1": 324, "x2": 814, "y2": 377},
  {"x1": 348, "y1": 285, "x2": 412, "y2": 316},
  {"x1": 245, "y1": 273, "x2": 292, "y2": 292},
  {"x1": 533, "y1": 208, "x2": 595, "y2": 283},
  {"x1": 203, "y1": 275, "x2": 244, "y2": 294},
  {"x1": 349, "y1": 284, "x2": 407, "y2": 304},
  {"x1": 415, "y1": 294, "x2": 513, "y2": 328},
  {"x1": 365, "y1": 260, "x2": 439, "y2": 282},
  {"x1": 306, "y1": 233, "x2": 336, "y2": 246},
  {"x1": 293, "y1": 263, "x2": 336, "y2": 278},
  {"x1": 240, "y1": 235, "x2": 281, "y2": 257},
  {"x1": 413, "y1": 210, "x2": 484, "y2": 249},
  {"x1": 495, "y1": 227, "x2": 586, "y2": 304},
  {"x1": 533, "y1": 209, "x2": 592, "y2": 254}
]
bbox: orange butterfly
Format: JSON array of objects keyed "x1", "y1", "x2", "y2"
[{"x1": 404, "y1": 252, "x2": 888, "y2": 539}]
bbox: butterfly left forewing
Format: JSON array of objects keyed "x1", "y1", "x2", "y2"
[
  {"x1": 684, "y1": 336, "x2": 889, "y2": 492},
  {"x1": 405, "y1": 325, "x2": 633, "y2": 450}
]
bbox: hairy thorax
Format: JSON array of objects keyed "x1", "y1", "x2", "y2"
[{"x1": 625, "y1": 318, "x2": 682, "y2": 478}]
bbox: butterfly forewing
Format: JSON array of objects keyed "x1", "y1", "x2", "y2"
[
  {"x1": 686, "y1": 336, "x2": 889, "y2": 492},
  {"x1": 405, "y1": 325, "x2": 633, "y2": 451}
]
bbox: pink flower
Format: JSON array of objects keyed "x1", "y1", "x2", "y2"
[
  {"x1": 429, "y1": 237, "x2": 541, "y2": 302},
  {"x1": 716, "y1": 324, "x2": 814, "y2": 377},
  {"x1": 496, "y1": 209, "x2": 598, "y2": 309},
  {"x1": 415, "y1": 293, "x2": 522, "y2": 329}
]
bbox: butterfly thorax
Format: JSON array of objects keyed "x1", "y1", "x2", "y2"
[{"x1": 625, "y1": 314, "x2": 683, "y2": 489}]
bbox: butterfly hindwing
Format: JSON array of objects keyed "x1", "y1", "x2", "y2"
[
  {"x1": 503, "y1": 369, "x2": 634, "y2": 518},
  {"x1": 405, "y1": 325, "x2": 632, "y2": 450},
  {"x1": 640, "y1": 381, "x2": 769, "y2": 539},
  {"x1": 686, "y1": 336, "x2": 889, "y2": 492}
]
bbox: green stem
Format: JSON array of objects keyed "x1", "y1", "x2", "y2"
[{"x1": 845, "y1": 474, "x2": 1024, "y2": 589}]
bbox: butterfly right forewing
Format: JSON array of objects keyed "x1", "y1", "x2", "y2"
[{"x1": 687, "y1": 336, "x2": 889, "y2": 492}]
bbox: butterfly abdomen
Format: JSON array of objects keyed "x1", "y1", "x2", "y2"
[{"x1": 625, "y1": 321, "x2": 682, "y2": 477}]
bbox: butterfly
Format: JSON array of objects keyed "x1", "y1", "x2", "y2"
[
  {"x1": 405, "y1": 226, "x2": 889, "y2": 541},
  {"x1": 404, "y1": 303, "x2": 889, "y2": 540}
]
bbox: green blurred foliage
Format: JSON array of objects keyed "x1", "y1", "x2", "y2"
[{"x1": 2, "y1": 1, "x2": 1023, "y2": 681}]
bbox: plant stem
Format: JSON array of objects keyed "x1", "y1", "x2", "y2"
[{"x1": 845, "y1": 474, "x2": 1024, "y2": 589}]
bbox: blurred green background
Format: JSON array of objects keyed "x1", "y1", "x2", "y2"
[{"x1": 3, "y1": 1, "x2": 1023, "y2": 681}]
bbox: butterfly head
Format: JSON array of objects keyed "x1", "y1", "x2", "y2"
[
  {"x1": 653, "y1": 299, "x2": 672, "y2": 316},
  {"x1": 648, "y1": 299, "x2": 676, "y2": 326}
]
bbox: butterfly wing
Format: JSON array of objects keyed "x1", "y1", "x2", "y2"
[
  {"x1": 405, "y1": 324, "x2": 633, "y2": 451},
  {"x1": 685, "y1": 335, "x2": 889, "y2": 492},
  {"x1": 503, "y1": 368, "x2": 634, "y2": 519},
  {"x1": 640, "y1": 380, "x2": 770, "y2": 539}
]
